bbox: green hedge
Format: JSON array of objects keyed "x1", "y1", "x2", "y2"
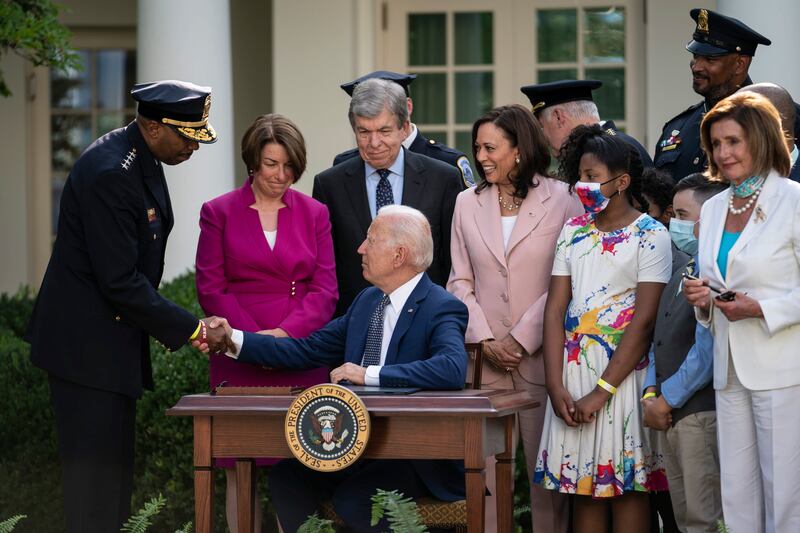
[{"x1": 0, "y1": 273, "x2": 533, "y2": 532}]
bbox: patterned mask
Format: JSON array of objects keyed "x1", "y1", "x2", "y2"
[{"x1": 575, "y1": 182, "x2": 610, "y2": 214}]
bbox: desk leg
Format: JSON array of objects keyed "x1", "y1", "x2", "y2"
[
  {"x1": 236, "y1": 459, "x2": 256, "y2": 533},
  {"x1": 193, "y1": 416, "x2": 213, "y2": 533},
  {"x1": 495, "y1": 415, "x2": 515, "y2": 533},
  {"x1": 464, "y1": 417, "x2": 486, "y2": 532}
]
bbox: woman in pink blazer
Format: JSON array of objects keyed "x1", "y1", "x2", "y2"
[
  {"x1": 196, "y1": 114, "x2": 337, "y2": 532},
  {"x1": 448, "y1": 105, "x2": 582, "y2": 532}
]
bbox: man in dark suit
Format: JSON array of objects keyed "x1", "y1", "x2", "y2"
[
  {"x1": 333, "y1": 70, "x2": 475, "y2": 188},
  {"x1": 520, "y1": 79, "x2": 653, "y2": 166},
  {"x1": 25, "y1": 80, "x2": 231, "y2": 533},
  {"x1": 736, "y1": 82, "x2": 800, "y2": 182},
  {"x1": 653, "y1": 8, "x2": 800, "y2": 183},
  {"x1": 202, "y1": 205, "x2": 468, "y2": 532},
  {"x1": 313, "y1": 77, "x2": 464, "y2": 316}
]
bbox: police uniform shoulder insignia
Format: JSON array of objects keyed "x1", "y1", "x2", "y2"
[
  {"x1": 457, "y1": 156, "x2": 475, "y2": 187},
  {"x1": 429, "y1": 139, "x2": 435, "y2": 144},
  {"x1": 121, "y1": 147, "x2": 137, "y2": 171},
  {"x1": 605, "y1": 128, "x2": 616, "y2": 136}
]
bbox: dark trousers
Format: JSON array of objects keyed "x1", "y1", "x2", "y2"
[
  {"x1": 269, "y1": 459, "x2": 433, "y2": 533},
  {"x1": 49, "y1": 374, "x2": 136, "y2": 533}
]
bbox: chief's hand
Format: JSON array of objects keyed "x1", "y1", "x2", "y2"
[
  {"x1": 191, "y1": 317, "x2": 235, "y2": 354},
  {"x1": 573, "y1": 388, "x2": 609, "y2": 425},
  {"x1": 330, "y1": 362, "x2": 366, "y2": 385},
  {"x1": 642, "y1": 395, "x2": 672, "y2": 431},
  {"x1": 714, "y1": 292, "x2": 763, "y2": 322},
  {"x1": 682, "y1": 277, "x2": 711, "y2": 312},
  {"x1": 546, "y1": 384, "x2": 577, "y2": 427}
]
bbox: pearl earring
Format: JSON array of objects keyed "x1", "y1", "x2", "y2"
[{"x1": 515, "y1": 157, "x2": 520, "y2": 164}]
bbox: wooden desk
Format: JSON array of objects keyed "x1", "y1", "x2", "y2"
[{"x1": 167, "y1": 389, "x2": 537, "y2": 533}]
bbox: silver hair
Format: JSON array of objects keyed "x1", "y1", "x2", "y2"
[
  {"x1": 540, "y1": 100, "x2": 600, "y2": 123},
  {"x1": 348, "y1": 78, "x2": 409, "y2": 129},
  {"x1": 375, "y1": 205, "x2": 433, "y2": 272}
]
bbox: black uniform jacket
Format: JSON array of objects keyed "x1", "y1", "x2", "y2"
[
  {"x1": 333, "y1": 128, "x2": 474, "y2": 188},
  {"x1": 654, "y1": 77, "x2": 800, "y2": 182},
  {"x1": 313, "y1": 148, "x2": 462, "y2": 317},
  {"x1": 26, "y1": 122, "x2": 197, "y2": 398}
]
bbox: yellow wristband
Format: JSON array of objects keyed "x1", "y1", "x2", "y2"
[
  {"x1": 189, "y1": 320, "x2": 202, "y2": 341},
  {"x1": 642, "y1": 392, "x2": 657, "y2": 400},
  {"x1": 597, "y1": 378, "x2": 617, "y2": 395}
]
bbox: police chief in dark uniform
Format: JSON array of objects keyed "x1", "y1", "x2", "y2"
[
  {"x1": 25, "y1": 80, "x2": 231, "y2": 533},
  {"x1": 332, "y1": 70, "x2": 475, "y2": 188},
  {"x1": 654, "y1": 8, "x2": 800, "y2": 183},
  {"x1": 520, "y1": 79, "x2": 653, "y2": 166}
]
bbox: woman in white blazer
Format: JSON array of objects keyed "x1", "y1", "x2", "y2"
[{"x1": 683, "y1": 92, "x2": 800, "y2": 533}]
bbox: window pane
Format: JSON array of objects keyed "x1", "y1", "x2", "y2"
[
  {"x1": 537, "y1": 68, "x2": 579, "y2": 84},
  {"x1": 411, "y1": 72, "x2": 447, "y2": 125},
  {"x1": 409, "y1": 13, "x2": 446, "y2": 66},
  {"x1": 584, "y1": 8, "x2": 625, "y2": 64},
  {"x1": 51, "y1": 114, "x2": 92, "y2": 233},
  {"x1": 455, "y1": 72, "x2": 493, "y2": 124},
  {"x1": 96, "y1": 50, "x2": 137, "y2": 109},
  {"x1": 454, "y1": 12, "x2": 492, "y2": 65},
  {"x1": 586, "y1": 68, "x2": 625, "y2": 120},
  {"x1": 51, "y1": 50, "x2": 91, "y2": 108},
  {"x1": 537, "y1": 9, "x2": 577, "y2": 63},
  {"x1": 455, "y1": 130, "x2": 477, "y2": 178},
  {"x1": 97, "y1": 112, "x2": 128, "y2": 137}
]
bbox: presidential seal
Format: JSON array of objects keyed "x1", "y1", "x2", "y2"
[{"x1": 285, "y1": 383, "x2": 370, "y2": 472}]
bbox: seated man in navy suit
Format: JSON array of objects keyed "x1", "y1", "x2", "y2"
[{"x1": 200, "y1": 205, "x2": 468, "y2": 532}]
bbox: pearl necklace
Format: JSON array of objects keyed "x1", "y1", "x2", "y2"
[
  {"x1": 728, "y1": 184, "x2": 763, "y2": 215},
  {"x1": 498, "y1": 190, "x2": 521, "y2": 211}
]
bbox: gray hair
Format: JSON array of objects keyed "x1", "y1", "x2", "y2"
[
  {"x1": 348, "y1": 78, "x2": 409, "y2": 130},
  {"x1": 375, "y1": 205, "x2": 433, "y2": 272},
  {"x1": 541, "y1": 100, "x2": 600, "y2": 123}
]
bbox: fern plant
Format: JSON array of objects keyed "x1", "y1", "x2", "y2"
[
  {"x1": 297, "y1": 513, "x2": 336, "y2": 533},
  {"x1": 716, "y1": 519, "x2": 730, "y2": 533},
  {"x1": 0, "y1": 515, "x2": 26, "y2": 533},
  {"x1": 370, "y1": 489, "x2": 428, "y2": 533},
  {"x1": 120, "y1": 494, "x2": 166, "y2": 533}
]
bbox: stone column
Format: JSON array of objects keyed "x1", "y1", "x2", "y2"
[{"x1": 137, "y1": 0, "x2": 235, "y2": 280}]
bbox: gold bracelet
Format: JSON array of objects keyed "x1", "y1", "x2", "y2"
[
  {"x1": 597, "y1": 377, "x2": 617, "y2": 395},
  {"x1": 189, "y1": 320, "x2": 202, "y2": 341},
  {"x1": 642, "y1": 391, "x2": 657, "y2": 400}
]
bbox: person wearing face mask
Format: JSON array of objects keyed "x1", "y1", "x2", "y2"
[
  {"x1": 535, "y1": 125, "x2": 671, "y2": 532},
  {"x1": 640, "y1": 173, "x2": 727, "y2": 533},
  {"x1": 447, "y1": 105, "x2": 582, "y2": 532},
  {"x1": 195, "y1": 114, "x2": 338, "y2": 532}
]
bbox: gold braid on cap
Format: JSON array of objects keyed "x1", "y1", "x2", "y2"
[
  {"x1": 531, "y1": 101, "x2": 546, "y2": 113},
  {"x1": 697, "y1": 9, "x2": 709, "y2": 34},
  {"x1": 162, "y1": 117, "x2": 208, "y2": 128}
]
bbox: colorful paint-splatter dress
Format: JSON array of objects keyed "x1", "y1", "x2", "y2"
[{"x1": 534, "y1": 212, "x2": 671, "y2": 498}]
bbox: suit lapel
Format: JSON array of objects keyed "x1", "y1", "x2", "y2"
[
  {"x1": 506, "y1": 178, "x2": 550, "y2": 255},
  {"x1": 343, "y1": 159, "x2": 373, "y2": 234},
  {"x1": 705, "y1": 194, "x2": 726, "y2": 283},
  {"x1": 727, "y1": 173, "x2": 780, "y2": 269},
  {"x1": 474, "y1": 188, "x2": 506, "y2": 267},
  {"x1": 385, "y1": 275, "x2": 431, "y2": 365},
  {"x1": 401, "y1": 148, "x2": 425, "y2": 207},
  {"x1": 127, "y1": 123, "x2": 170, "y2": 224}
]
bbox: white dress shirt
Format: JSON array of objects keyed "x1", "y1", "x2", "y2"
[{"x1": 226, "y1": 272, "x2": 425, "y2": 386}]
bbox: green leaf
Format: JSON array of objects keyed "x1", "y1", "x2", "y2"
[
  {"x1": 120, "y1": 494, "x2": 166, "y2": 533},
  {"x1": 0, "y1": 515, "x2": 27, "y2": 533}
]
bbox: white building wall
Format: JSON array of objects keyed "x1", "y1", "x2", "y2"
[
  {"x1": 272, "y1": 0, "x2": 369, "y2": 195},
  {"x1": 0, "y1": 55, "x2": 30, "y2": 294}
]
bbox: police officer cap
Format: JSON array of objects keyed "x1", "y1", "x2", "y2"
[
  {"x1": 520, "y1": 79, "x2": 602, "y2": 117},
  {"x1": 340, "y1": 71, "x2": 417, "y2": 97},
  {"x1": 131, "y1": 80, "x2": 218, "y2": 144},
  {"x1": 686, "y1": 8, "x2": 771, "y2": 57}
]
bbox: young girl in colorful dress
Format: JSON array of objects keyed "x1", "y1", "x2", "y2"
[{"x1": 534, "y1": 125, "x2": 672, "y2": 532}]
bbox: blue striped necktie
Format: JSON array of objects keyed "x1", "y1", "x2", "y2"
[{"x1": 361, "y1": 294, "x2": 391, "y2": 367}]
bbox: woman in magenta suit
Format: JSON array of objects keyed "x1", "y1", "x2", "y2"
[{"x1": 195, "y1": 114, "x2": 337, "y2": 532}]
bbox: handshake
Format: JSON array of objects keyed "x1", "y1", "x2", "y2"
[{"x1": 194, "y1": 317, "x2": 234, "y2": 354}]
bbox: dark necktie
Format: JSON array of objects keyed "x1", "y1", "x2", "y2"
[
  {"x1": 376, "y1": 169, "x2": 394, "y2": 212},
  {"x1": 361, "y1": 294, "x2": 391, "y2": 367}
]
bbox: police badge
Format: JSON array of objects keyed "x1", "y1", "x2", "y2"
[{"x1": 285, "y1": 384, "x2": 370, "y2": 472}]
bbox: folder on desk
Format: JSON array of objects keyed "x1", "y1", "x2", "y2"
[{"x1": 342, "y1": 385, "x2": 421, "y2": 395}]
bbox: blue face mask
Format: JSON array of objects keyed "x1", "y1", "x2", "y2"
[{"x1": 669, "y1": 218, "x2": 698, "y2": 255}]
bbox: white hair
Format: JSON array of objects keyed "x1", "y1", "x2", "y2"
[
  {"x1": 540, "y1": 100, "x2": 600, "y2": 123},
  {"x1": 348, "y1": 78, "x2": 409, "y2": 129},
  {"x1": 375, "y1": 205, "x2": 433, "y2": 272}
]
